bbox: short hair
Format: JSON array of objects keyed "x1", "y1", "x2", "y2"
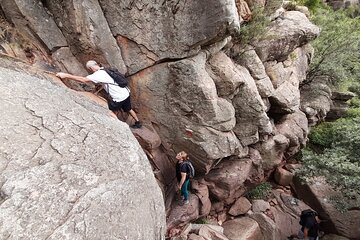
[{"x1": 85, "y1": 60, "x2": 98, "y2": 70}]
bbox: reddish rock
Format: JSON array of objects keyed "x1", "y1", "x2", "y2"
[
  {"x1": 191, "y1": 180, "x2": 212, "y2": 217},
  {"x1": 204, "y1": 153, "x2": 264, "y2": 204},
  {"x1": 211, "y1": 202, "x2": 225, "y2": 214},
  {"x1": 223, "y1": 217, "x2": 263, "y2": 240},
  {"x1": 293, "y1": 176, "x2": 360, "y2": 239},
  {"x1": 198, "y1": 225, "x2": 229, "y2": 240},
  {"x1": 228, "y1": 197, "x2": 252, "y2": 216},
  {"x1": 250, "y1": 212, "x2": 280, "y2": 240},
  {"x1": 188, "y1": 234, "x2": 206, "y2": 240},
  {"x1": 252, "y1": 200, "x2": 271, "y2": 213},
  {"x1": 167, "y1": 193, "x2": 200, "y2": 230},
  {"x1": 274, "y1": 166, "x2": 294, "y2": 186}
]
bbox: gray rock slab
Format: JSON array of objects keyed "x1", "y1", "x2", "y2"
[{"x1": 0, "y1": 66, "x2": 165, "y2": 240}]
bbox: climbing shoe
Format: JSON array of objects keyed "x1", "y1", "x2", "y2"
[{"x1": 131, "y1": 121, "x2": 142, "y2": 129}]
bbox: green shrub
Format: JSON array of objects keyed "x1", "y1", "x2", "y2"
[
  {"x1": 348, "y1": 84, "x2": 360, "y2": 96},
  {"x1": 236, "y1": 8, "x2": 270, "y2": 46},
  {"x1": 194, "y1": 217, "x2": 209, "y2": 224},
  {"x1": 245, "y1": 182, "x2": 272, "y2": 200},
  {"x1": 299, "y1": 111, "x2": 360, "y2": 211},
  {"x1": 305, "y1": 8, "x2": 360, "y2": 86}
]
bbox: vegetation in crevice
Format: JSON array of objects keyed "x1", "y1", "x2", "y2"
[
  {"x1": 296, "y1": 1, "x2": 360, "y2": 212},
  {"x1": 245, "y1": 182, "x2": 272, "y2": 200}
]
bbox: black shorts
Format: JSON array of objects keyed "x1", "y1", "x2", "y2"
[{"x1": 108, "y1": 96, "x2": 132, "y2": 112}]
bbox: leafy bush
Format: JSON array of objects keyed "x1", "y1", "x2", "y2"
[
  {"x1": 305, "y1": 7, "x2": 360, "y2": 86},
  {"x1": 348, "y1": 83, "x2": 360, "y2": 96},
  {"x1": 194, "y1": 217, "x2": 209, "y2": 224},
  {"x1": 295, "y1": 0, "x2": 322, "y2": 11},
  {"x1": 235, "y1": 8, "x2": 270, "y2": 46},
  {"x1": 298, "y1": 109, "x2": 360, "y2": 210},
  {"x1": 245, "y1": 182, "x2": 272, "y2": 200}
]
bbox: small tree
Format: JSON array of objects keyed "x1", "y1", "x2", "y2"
[{"x1": 303, "y1": 7, "x2": 360, "y2": 86}]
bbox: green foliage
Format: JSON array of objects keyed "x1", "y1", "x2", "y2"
[
  {"x1": 295, "y1": 0, "x2": 322, "y2": 11},
  {"x1": 349, "y1": 98, "x2": 360, "y2": 108},
  {"x1": 245, "y1": 182, "x2": 272, "y2": 200},
  {"x1": 194, "y1": 217, "x2": 209, "y2": 224},
  {"x1": 305, "y1": 7, "x2": 360, "y2": 86},
  {"x1": 236, "y1": 8, "x2": 270, "y2": 45},
  {"x1": 348, "y1": 83, "x2": 360, "y2": 96},
  {"x1": 298, "y1": 110, "x2": 360, "y2": 211}
]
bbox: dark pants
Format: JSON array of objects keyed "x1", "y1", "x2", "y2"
[
  {"x1": 181, "y1": 179, "x2": 190, "y2": 201},
  {"x1": 108, "y1": 96, "x2": 132, "y2": 112}
]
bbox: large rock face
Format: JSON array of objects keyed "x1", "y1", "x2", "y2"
[
  {"x1": 99, "y1": 0, "x2": 240, "y2": 73},
  {"x1": 253, "y1": 11, "x2": 320, "y2": 62},
  {"x1": 294, "y1": 177, "x2": 360, "y2": 239},
  {"x1": 0, "y1": 63, "x2": 166, "y2": 239},
  {"x1": 0, "y1": 0, "x2": 341, "y2": 236}
]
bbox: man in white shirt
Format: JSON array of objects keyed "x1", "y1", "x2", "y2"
[{"x1": 56, "y1": 60, "x2": 142, "y2": 128}]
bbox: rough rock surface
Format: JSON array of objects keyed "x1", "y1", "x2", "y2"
[
  {"x1": 99, "y1": 0, "x2": 240, "y2": 72},
  {"x1": 0, "y1": 0, "x2": 343, "y2": 236},
  {"x1": 223, "y1": 217, "x2": 263, "y2": 240},
  {"x1": 228, "y1": 197, "x2": 252, "y2": 216},
  {"x1": 0, "y1": 65, "x2": 165, "y2": 239},
  {"x1": 294, "y1": 177, "x2": 360, "y2": 239},
  {"x1": 253, "y1": 11, "x2": 320, "y2": 62}
]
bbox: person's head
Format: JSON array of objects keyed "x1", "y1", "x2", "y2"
[
  {"x1": 85, "y1": 60, "x2": 100, "y2": 73},
  {"x1": 176, "y1": 151, "x2": 189, "y2": 162}
]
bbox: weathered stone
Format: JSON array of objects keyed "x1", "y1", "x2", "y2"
[
  {"x1": 326, "y1": 91, "x2": 355, "y2": 120},
  {"x1": 265, "y1": 61, "x2": 291, "y2": 89},
  {"x1": 300, "y1": 77, "x2": 332, "y2": 126},
  {"x1": 264, "y1": 0, "x2": 284, "y2": 16},
  {"x1": 252, "y1": 200, "x2": 271, "y2": 213},
  {"x1": 232, "y1": 66, "x2": 273, "y2": 145},
  {"x1": 274, "y1": 166, "x2": 294, "y2": 186},
  {"x1": 131, "y1": 52, "x2": 242, "y2": 174},
  {"x1": 1, "y1": 0, "x2": 67, "y2": 51},
  {"x1": 254, "y1": 134, "x2": 289, "y2": 171},
  {"x1": 206, "y1": 51, "x2": 245, "y2": 98},
  {"x1": 269, "y1": 81, "x2": 300, "y2": 113},
  {"x1": 211, "y1": 202, "x2": 225, "y2": 214},
  {"x1": 204, "y1": 154, "x2": 264, "y2": 204},
  {"x1": 132, "y1": 125, "x2": 162, "y2": 150},
  {"x1": 270, "y1": 191, "x2": 314, "y2": 239},
  {"x1": 45, "y1": 0, "x2": 127, "y2": 73},
  {"x1": 191, "y1": 224, "x2": 225, "y2": 234},
  {"x1": 191, "y1": 180, "x2": 212, "y2": 217},
  {"x1": 235, "y1": 0, "x2": 252, "y2": 22},
  {"x1": 331, "y1": 91, "x2": 356, "y2": 101},
  {"x1": 321, "y1": 234, "x2": 350, "y2": 240},
  {"x1": 100, "y1": 0, "x2": 240, "y2": 71},
  {"x1": 198, "y1": 225, "x2": 229, "y2": 240},
  {"x1": 275, "y1": 111, "x2": 308, "y2": 157},
  {"x1": 52, "y1": 47, "x2": 88, "y2": 76},
  {"x1": 254, "y1": 11, "x2": 320, "y2": 62},
  {"x1": 293, "y1": 177, "x2": 360, "y2": 239},
  {"x1": 228, "y1": 197, "x2": 252, "y2": 216},
  {"x1": 233, "y1": 46, "x2": 274, "y2": 97},
  {"x1": 223, "y1": 217, "x2": 263, "y2": 240},
  {"x1": 188, "y1": 234, "x2": 206, "y2": 240},
  {"x1": 250, "y1": 213, "x2": 280, "y2": 240},
  {"x1": 286, "y1": 45, "x2": 314, "y2": 86},
  {"x1": 0, "y1": 66, "x2": 165, "y2": 240},
  {"x1": 245, "y1": 0, "x2": 266, "y2": 10},
  {"x1": 167, "y1": 193, "x2": 200, "y2": 230}
]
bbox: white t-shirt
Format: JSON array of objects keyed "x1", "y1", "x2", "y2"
[{"x1": 86, "y1": 69, "x2": 129, "y2": 102}]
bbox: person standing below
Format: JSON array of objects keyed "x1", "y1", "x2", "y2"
[
  {"x1": 298, "y1": 210, "x2": 321, "y2": 240},
  {"x1": 56, "y1": 60, "x2": 142, "y2": 128},
  {"x1": 175, "y1": 151, "x2": 191, "y2": 205}
]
